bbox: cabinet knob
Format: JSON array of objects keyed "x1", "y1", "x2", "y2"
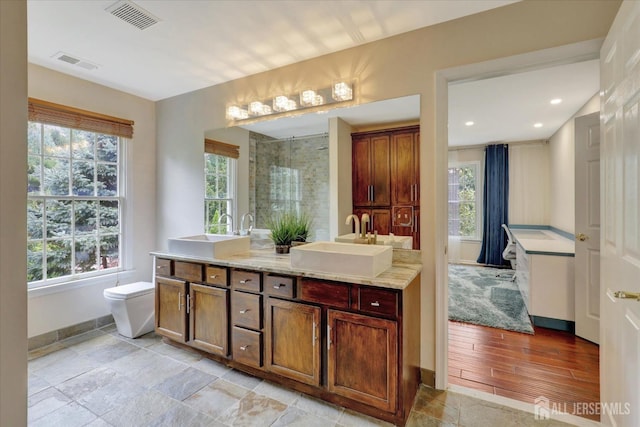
[
  {"x1": 239, "y1": 345, "x2": 250, "y2": 351},
  {"x1": 370, "y1": 301, "x2": 380, "y2": 307}
]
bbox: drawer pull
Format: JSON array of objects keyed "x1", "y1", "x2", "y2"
[
  {"x1": 156, "y1": 265, "x2": 162, "y2": 269},
  {"x1": 239, "y1": 345, "x2": 250, "y2": 351},
  {"x1": 239, "y1": 309, "x2": 250, "y2": 314},
  {"x1": 210, "y1": 274, "x2": 218, "y2": 279},
  {"x1": 273, "y1": 283, "x2": 286, "y2": 289},
  {"x1": 370, "y1": 301, "x2": 380, "y2": 307},
  {"x1": 239, "y1": 279, "x2": 252, "y2": 284}
]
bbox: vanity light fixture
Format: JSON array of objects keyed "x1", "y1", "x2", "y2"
[
  {"x1": 226, "y1": 105, "x2": 248, "y2": 120},
  {"x1": 226, "y1": 80, "x2": 354, "y2": 122},
  {"x1": 465, "y1": 121, "x2": 475, "y2": 126},
  {"x1": 300, "y1": 89, "x2": 325, "y2": 107},
  {"x1": 550, "y1": 98, "x2": 562, "y2": 105},
  {"x1": 332, "y1": 82, "x2": 353, "y2": 101},
  {"x1": 534, "y1": 122, "x2": 543, "y2": 128},
  {"x1": 273, "y1": 95, "x2": 297, "y2": 112},
  {"x1": 248, "y1": 101, "x2": 272, "y2": 116}
]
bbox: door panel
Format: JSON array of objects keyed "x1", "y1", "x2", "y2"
[
  {"x1": 391, "y1": 132, "x2": 416, "y2": 206},
  {"x1": 352, "y1": 137, "x2": 372, "y2": 206},
  {"x1": 370, "y1": 134, "x2": 391, "y2": 207},
  {"x1": 575, "y1": 111, "x2": 601, "y2": 344},
  {"x1": 265, "y1": 298, "x2": 321, "y2": 386},
  {"x1": 155, "y1": 277, "x2": 187, "y2": 342},
  {"x1": 600, "y1": 3, "x2": 640, "y2": 425},
  {"x1": 189, "y1": 284, "x2": 228, "y2": 356},
  {"x1": 327, "y1": 309, "x2": 397, "y2": 412}
]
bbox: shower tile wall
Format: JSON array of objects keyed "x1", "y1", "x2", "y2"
[{"x1": 249, "y1": 132, "x2": 329, "y2": 241}]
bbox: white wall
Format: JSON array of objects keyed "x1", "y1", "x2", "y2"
[
  {"x1": 155, "y1": 1, "x2": 618, "y2": 372},
  {"x1": 329, "y1": 117, "x2": 354, "y2": 238},
  {"x1": 509, "y1": 141, "x2": 550, "y2": 225},
  {"x1": 549, "y1": 93, "x2": 599, "y2": 233},
  {"x1": 0, "y1": 0, "x2": 28, "y2": 424},
  {"x1": 27, "y1": 65, "x2": 157, "y2": 337}
]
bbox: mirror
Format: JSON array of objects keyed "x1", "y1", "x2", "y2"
[{"x1": 205, "y1": 95, "x2": 420, "y2": 241}]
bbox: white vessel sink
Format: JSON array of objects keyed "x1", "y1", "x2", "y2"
[
  {"x1": 168, "y1": 234, "x2": 250, "y2": 259},
  {"x1": 290, "y1": 241, "x2": 393, "y2": 278},
  {"x1": 334, "y1": 233, "x2": 413, "y2": 249}
]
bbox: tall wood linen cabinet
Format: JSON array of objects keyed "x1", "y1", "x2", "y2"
[{"x1": 352, "y1": 126, "x2": 420, "y2": 249}]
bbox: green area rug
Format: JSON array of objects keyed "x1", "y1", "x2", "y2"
[{"x1": 448, "y1": 264, "x2": 534, "y2": 334}]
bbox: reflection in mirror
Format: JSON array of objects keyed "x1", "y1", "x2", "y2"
[{"x1": 249, "y1": 132, "x2": 329, "y2": 241}]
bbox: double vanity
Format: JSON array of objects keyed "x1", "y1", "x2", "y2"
[{"x1": 151, "y1": 235, "x2": 422, "y2": 425}]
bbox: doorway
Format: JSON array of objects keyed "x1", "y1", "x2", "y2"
[{"x1": 435, "y1": 40, "x2": 603, "y2": 420}]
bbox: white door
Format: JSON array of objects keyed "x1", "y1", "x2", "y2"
[
  {"x1": 575, "y1": 111, "x2": 600, "y2": 344},
  {"x1": 600, "y1": 1, "x2": 640, "y2": 426}
]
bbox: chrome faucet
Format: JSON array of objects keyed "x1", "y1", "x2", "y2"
[
  {"x1": 240, "y1": 212, "x2": 254, "y2": 236},
  {"x1": 218, "y1": 213, "x2": 238, "y2": 235},
  {"x1": 345, "y1": 214, "x2": 360, "y2": 237},
  {"x1": 360, "y1": 213, "x2": 370, "y2": 239}
]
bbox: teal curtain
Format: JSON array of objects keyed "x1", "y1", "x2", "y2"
[{"x1": 477, "y1": 144, "x2": 509, "y2": 266}]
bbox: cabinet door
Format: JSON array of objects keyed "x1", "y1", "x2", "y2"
[
  {"x1": 391, "y1": 130, "x2": 418, "y2": 206},
  {"x1": 189, "y1": 284, "x2": 229, "y2": 356},
  {"x1": 327, "y1": 310, "x2": 397, "y2": 412},
  {"x1": 371, "y1": 208, "x2": 391, "y2": 236},
  {"x1": 370, "y1": 134, "x2": 391, "y2": 207},
  {"x1": 352, "y1": 136, "x2": 372, "y2": 206},
  {"x1": 155, "y1": 277, "x2": 188, "y2": 342},
  {"x1": 392, "y1": 207, "x2": 420, "y2": 249},
  {"x1": 265, "y1": 298, "x2": 321, "y2": 386}
]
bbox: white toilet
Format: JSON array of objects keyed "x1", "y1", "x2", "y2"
[{"x1": 103, "y1": 281, "x2": 155, "y2": 338}]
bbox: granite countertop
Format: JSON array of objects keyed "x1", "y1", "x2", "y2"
[
  {"x1": 150, "y1": 248, "x2": 422, "y2": 290},
  {"x1": 510, "y1": 228, "x2": 575, "y2": 256}
]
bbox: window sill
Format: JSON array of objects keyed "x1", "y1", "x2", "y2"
[{"x1": 28, "y1": 270, "x2": 136, "y2": 298}]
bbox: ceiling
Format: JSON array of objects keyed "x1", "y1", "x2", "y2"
[{"x1": 27, "y1": 0, "x2": 600, "y2": 146}]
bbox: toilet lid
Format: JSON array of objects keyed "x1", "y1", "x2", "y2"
[{"x1": 104, "y1": 281, "x2": 154, "y2": 300}]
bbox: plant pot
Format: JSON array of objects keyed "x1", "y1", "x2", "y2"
[{"x1": 275, "y1": 244, "x2": 291, "y2": 254}]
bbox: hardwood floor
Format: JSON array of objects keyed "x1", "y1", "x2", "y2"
[{"x1": 448, "y1": 321, "x2": 600, "y2": 421}]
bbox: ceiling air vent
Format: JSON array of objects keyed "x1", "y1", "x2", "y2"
[
  {"x1": 52, "y1": 52, "x2": 99, "y2": 71},
  {"x1": 105, "y1": 1, "x2": 160, "y2": 30}
]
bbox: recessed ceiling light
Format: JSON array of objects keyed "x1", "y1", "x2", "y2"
[
  {"x1": 534, "y1": 123, "x2": 543, "y2": 128},
  {"x1": 465, "y1": 121, "x2": 474, "y2": 126},
  {"x1": 550, "y1": 98, "x2": 562, "y2": 105}
]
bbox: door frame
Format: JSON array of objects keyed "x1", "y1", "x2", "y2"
[{"x1": 434, "y1": 39, "x2": 603, "y2": 391}]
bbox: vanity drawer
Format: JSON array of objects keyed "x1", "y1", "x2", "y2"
[
  {"x1": 299, "y1": 279, "x2": 350, "y2": 309},
  {"x1": 232, "y1": 291, "x2": 262, "y2": 330},
  {"x1": 206, "y1": 266, "x2": 228, "y2": 287},
  {"x1": 155, "y1": 258, "x2": 173, "y2": 277},
  {"x1": 174, "y1": 261, "x2": 204, "y2": 282},
  {"x1": 232, "y1": 327, "x2": 263, "y2": 368},
  {"x1": 231, "y1": 269, "x2": 262, "y2": 292},
  {"x1": 359, "y1": 287, "x2": 398, "y2": 318},
  {"x1": 265, "y1": 274, "x2": 296, "y2": 299}
]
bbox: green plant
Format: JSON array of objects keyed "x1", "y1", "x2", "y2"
[
  {"x1": 292, "y1": 211, "x2": 312, "y2": 242},
  {"x1": 266, "y1": 212, "x2": 298, "y2": 246},
  {"x1": 266, "y1": 211, "x2": 313, "y2": 246}
]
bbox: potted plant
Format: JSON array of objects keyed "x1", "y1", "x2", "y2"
[{"x1": 266, "y1": 211, "x2": 312, "y2": 254}]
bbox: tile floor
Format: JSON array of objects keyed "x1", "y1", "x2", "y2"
[{"x1": 28, "y1": 324, "x2": 575, "y2": 426}]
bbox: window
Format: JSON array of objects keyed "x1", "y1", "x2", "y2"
[
  {"x1": 448, "y1": 162, "x2": 481, "y2": 240},
  {"x1": 204, "y1": 153, "x2": 236, "y2": 234},
  {"x1": 27, "y1": 122, "x2": 123, "y2": 286},
  {"x1": 269, "y1": 165, "x2": 301, "y2": 214}
]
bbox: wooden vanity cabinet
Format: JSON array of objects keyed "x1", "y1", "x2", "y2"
[
  {"x1": 352, "y1": 133, "x2": 391, "y2": 207},
  {"x1": 391, "y1": 128, "x2": 420, "y2": 207},
  {"x1": 327, "y1": 309, "x2": 398, "y2": 412},
  {"x1": 155, "y1": 276, "x2": 188, "y2": 342},
  {"x1": 265, "y1": 298, "x2": 321, "y2": 386},
  {"x1": 189, "y1": 283, "x2": 229, "y2": 356},
  {"x1": 155, "y1": 259, "x2": 229, "y2": 354}
]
